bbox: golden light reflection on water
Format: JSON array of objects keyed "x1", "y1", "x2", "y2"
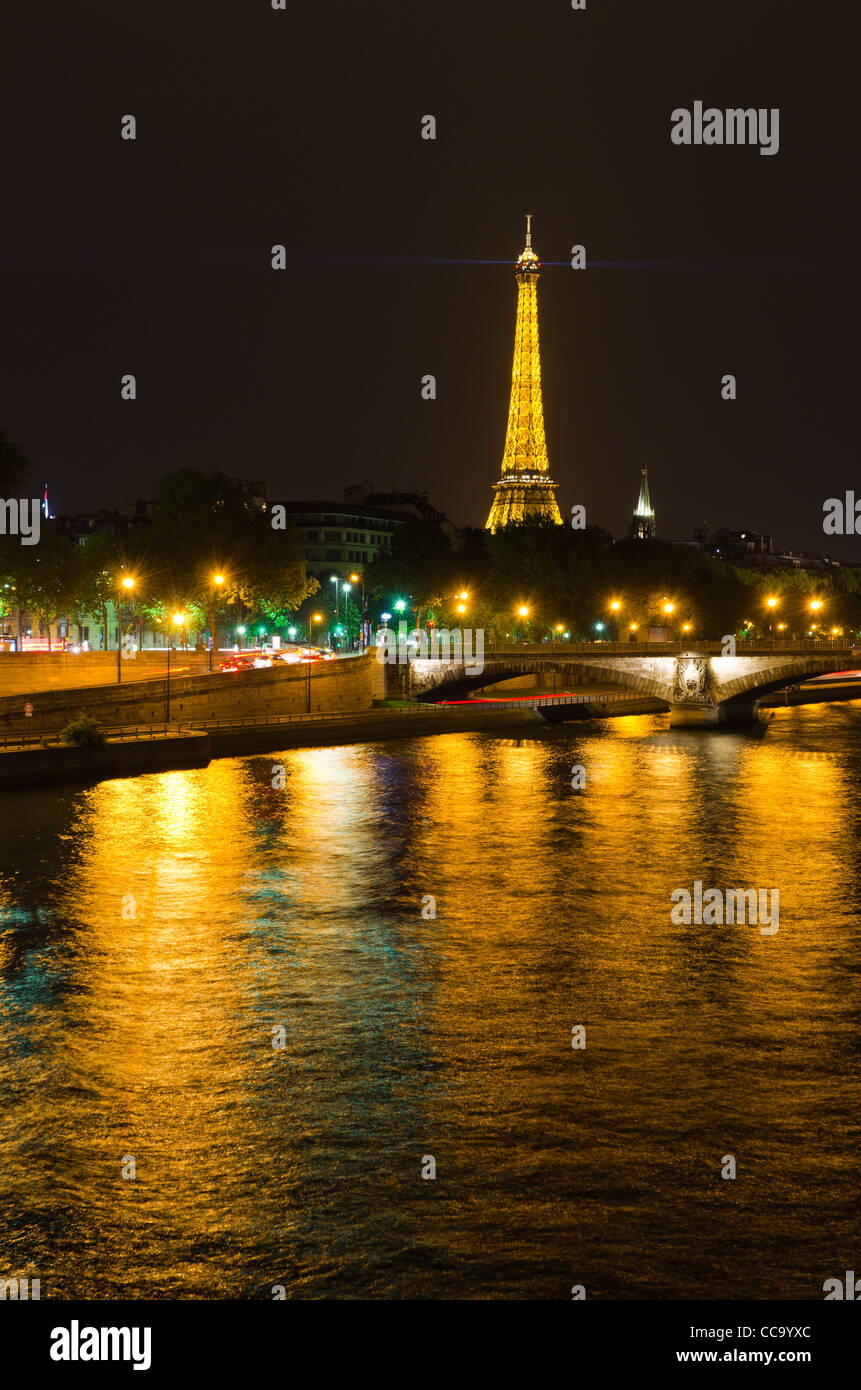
[{"x1": 0, "y1": 709, "x2": 859, "y2": 1298}]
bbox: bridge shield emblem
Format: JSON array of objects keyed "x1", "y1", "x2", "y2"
[{"x1": 674, "y1": 654, "x2": 712, "y2": 706}]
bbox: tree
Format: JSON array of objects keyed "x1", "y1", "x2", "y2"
[
  {"x1": 143, "y1": 469, "x2": 318, "y2": 639},
  {"x1": 70, "y1": 530, "x2": 121, "y2": 648},
  {"x1": 12, "y1": 524, "x2": 77, "y2": 650}
]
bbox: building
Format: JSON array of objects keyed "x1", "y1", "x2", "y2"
[
  {"x1": 277, "y1": 487, "x2": 458, "y2": 584},
  {"x1": 629, "y1": 464, "x2": 657, "y2": 539},
  {"x1": 273, "y1": 499, "x2": 402, "y2": 582},
  {"x1": 485, "y1": 216, "x2": 563, "y2": 531},
  {"x1": 343, "y1": 483, "x2": 459, "y2": 539}
]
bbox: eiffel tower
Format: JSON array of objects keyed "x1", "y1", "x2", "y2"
[{"x1": 485, "y1": 215, "x2": 563, "y2": 531}]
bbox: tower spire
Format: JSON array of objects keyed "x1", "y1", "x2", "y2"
[
  {"x1": 485, "y1": 218, "x2": 563, "y2": 532},
  {"x1": 630, "y1": 461, "x2": 656, "y2": 539}
]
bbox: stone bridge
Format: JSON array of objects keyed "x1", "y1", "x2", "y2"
[{"x1": 393, "y1": 640, "x2": 858, "y2": 727}]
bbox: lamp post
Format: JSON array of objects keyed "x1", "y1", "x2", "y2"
[
  {"x1": 350, "y1": 573, "x2": 366, "y2": 650},
  {"x1": 517, "y1": 604, "x2": 529, "y2": 643},
  {"x1": 116, "y1": 575, "x2": 135, "y2": 682},
  {"x1": 330, "y1": 575, "x2": 340, "y2": 621},
  {"x1": 342, "y1": 582, "x2": 352, "y2": 650},
  {"x1": 209, "y1": 573, "x2": 225, "y2": 671},
  {"x1": 765, "y1": 595, "x2": 779, "y2": 642},
  {"x1": 166, "y1": 611, "x2": 186, "y2": 721},
  {"x1": 307, "y1": 613, "x2": 323, "y2": 712}
]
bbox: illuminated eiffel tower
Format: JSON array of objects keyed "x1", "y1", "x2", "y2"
[{"x1": 485, "y1": 215, "x2": 563, "y2": 532}]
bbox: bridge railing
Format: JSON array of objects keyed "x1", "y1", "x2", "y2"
[{"x1": 482, "y1": 639, "x2": 856, "y2": 657}]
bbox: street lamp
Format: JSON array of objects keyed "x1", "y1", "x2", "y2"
[
  {"x1": 116, "y1": 575, "x2": 136, "y2": 682},
  {"x1": 349, "y1": 572, "x2": 367, "y2": 649},
  {"x1": 341, "y1": 583, "x2": 352, "y2": 650},
  {"x1": 307, "y1": 614, "x2": 323, "y2": 711},
  {"x1": 166, "y1": 611, "x2": 186, "y2": 720},
  {"x1": 330, "y1": 575, "x2": 340, "y2": 620},
  {"x1": 208, "y1": 572, "x2": 225, "y2": 671},
  {"x1": 517, "y1": 605, "x2": 529, "y2": 643}
]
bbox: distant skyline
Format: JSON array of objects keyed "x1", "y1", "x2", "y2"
[{"x1": 3, "y1": 0, "x2": 858, "y2": 556}]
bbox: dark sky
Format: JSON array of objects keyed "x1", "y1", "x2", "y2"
[{"x1": 2, "y1": 0, "x2": 858, "y2": 555}]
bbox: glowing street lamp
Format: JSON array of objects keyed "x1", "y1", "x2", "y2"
[
  {"x1": 662, "y1": 600, "x2": 675, "y2": 616},
  {"x1": 116, "y1": 574, "x2": 136, "y2": 682},
  {"x1": 166, "y1": 611, "x2": 187, "y2": 720},
  {"x1": 208, "y1": 571, "x2": 226, "y2": 670}
]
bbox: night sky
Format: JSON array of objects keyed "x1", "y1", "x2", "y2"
[{"x1": 2, "y1": 0, "x2": 858, "y2": 555}]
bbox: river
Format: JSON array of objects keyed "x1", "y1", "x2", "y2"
[{"x1": 1, "y1": 702, "x2": 858, "y2": 1298}]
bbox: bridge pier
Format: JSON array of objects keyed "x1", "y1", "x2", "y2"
[{"x1": 669, "y1": 697, "x2": 759, "y2": 728}]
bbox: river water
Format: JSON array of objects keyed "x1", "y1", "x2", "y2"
[{"x1": 1, "y1": 702, "x2": 858, "y2": 1299}]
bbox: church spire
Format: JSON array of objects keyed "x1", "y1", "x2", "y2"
[{"x1": 630, "y1": 462, "x2": 656, "y2": 539}]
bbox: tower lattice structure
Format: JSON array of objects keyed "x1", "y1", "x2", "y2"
[{"x1": 485, "y1": 216, "x2": 563, "y2": 531}]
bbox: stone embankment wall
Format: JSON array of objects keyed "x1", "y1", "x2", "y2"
[
  {"x1": 0, "y1": 653, "x2": 386, "y2": 733},
  {"x1": 0, "y1": 650, "x2": 212, "y2": 695}
]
